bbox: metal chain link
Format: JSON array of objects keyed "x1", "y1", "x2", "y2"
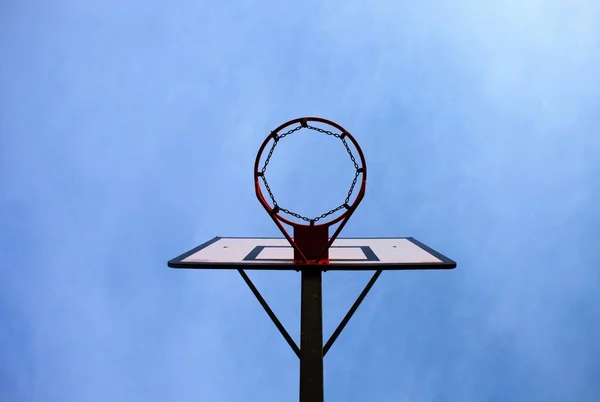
[
  {"x1": 340, "y1": 136, "x2": 360, "y2": 171},
  {"x1": 345, "y1": 169, "x2": 361, "y2": 205},
  {"x1": 260, "y1": 174, "x2": 278, "y2": 207},
  {"x1": 258, "y1": 122, "x2": 364, "y2": 222},
  {"x1": 260, "y1": 125, "x2": 304, "y2": 175},
  {"x1": 305, "y1": 124, "x2": 341, "y2": 138}
]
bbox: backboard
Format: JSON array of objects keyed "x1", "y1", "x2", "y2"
[{"x1": 168, "y1": 237, "x2": 456, "y2": 271}]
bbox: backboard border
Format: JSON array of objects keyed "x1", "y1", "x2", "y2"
[{"x1": 167, "y1": 237, "x2": 457, "y2": 271}]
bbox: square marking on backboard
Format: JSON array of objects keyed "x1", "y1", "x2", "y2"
[{"x1": 252, "y1": 246, "x2": 372, "y2": 261}]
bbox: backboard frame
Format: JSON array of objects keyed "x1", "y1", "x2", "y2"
[{"x1": 167, "y1": 236, "x2": 457, "y2": 271}]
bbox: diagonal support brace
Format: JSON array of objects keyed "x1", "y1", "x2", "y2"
[
  {"x1": 238, "y1": 269, "x2": 301, "y2": 358},
  {"x1": 323, "y1": 269, "x2": 382, "y2": 356}
]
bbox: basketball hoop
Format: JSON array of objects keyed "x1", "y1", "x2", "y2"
[
  {"x1": 254, "y1": 117, "x2": 367, "y2": 265},
  {"x1": 170, "y1": 117, "x2": 455, "y2": 402}
]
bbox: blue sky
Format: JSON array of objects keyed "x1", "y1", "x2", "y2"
[{"x1": 1, "y1": 1, "x2": 599, "y2": 401}]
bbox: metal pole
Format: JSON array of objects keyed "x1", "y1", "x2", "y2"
[{"x1": 299, "y1": 268, "x2": 324, "y2": 402}]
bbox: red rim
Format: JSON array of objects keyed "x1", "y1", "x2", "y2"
[{"x1": 254, "y1": 117, "x2": 367, "y2": 264}]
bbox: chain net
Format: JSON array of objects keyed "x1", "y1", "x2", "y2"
[{"x1": 257, "y1": 122, "x2": 364, "y2": 223}]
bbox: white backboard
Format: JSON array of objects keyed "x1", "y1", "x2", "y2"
[{"x1": 168, "y1": 237, "x2": 456, "y2": 271}]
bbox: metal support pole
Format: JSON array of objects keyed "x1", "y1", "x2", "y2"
[{"x1": 299, "y1": 268, "x2": 324, "y2": 402}]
